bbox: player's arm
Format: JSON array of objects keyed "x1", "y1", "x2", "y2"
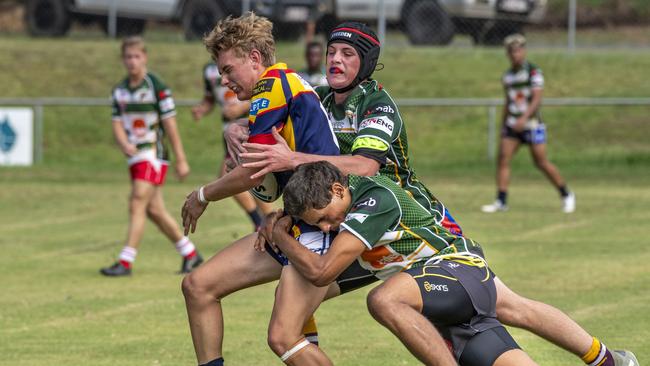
[
  {"x1": 181, "y1": 159, "x2": 265, "y2": 235},
  {"x1": 222, "y1": 100, "x2": 250, "y2": 121},
  {"x1": 272, "y1": 216, "x2": 367, "y2": 287},
  {"x1": 162, "y1": 116, "x2": 190, "y2": 180},
  {"x1": 521, "y1": 88, "x2": 543, "y2": 120},
  {"x1": 241, "y1": 127, "x2": 381, "y2": 178},
  {"x1": 191, "y1": 95, "x2": 215, "y2": 121},
  {"x1": 111, "y1": 120, "x2": 137, "y2": 157}
]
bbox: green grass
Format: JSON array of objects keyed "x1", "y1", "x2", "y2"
[{"x1": 0, "y1": 37, "x2": 649, "y2": 365}]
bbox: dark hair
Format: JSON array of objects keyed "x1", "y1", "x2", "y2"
[
  {"x1": 306, "y1": 41, "x2": 323, "y2": 54},
  {"x1": 283, "y1": 161, "x2": 348, "y2": 217}
]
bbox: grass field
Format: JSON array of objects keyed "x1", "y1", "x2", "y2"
[{"x1": 1, "y1": 36, "x2": 649, "y2": 365}]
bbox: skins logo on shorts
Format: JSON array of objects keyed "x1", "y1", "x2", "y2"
[
  {"x1": 253, "y1": 79, "x2": 275, "y2": 96},
  {"x1": 359, "y1": 116, "x2": 394, "y2": 135},
  {"x1": 423, "y1": 281, "x2": 449, "y2": 292},
  {"x1": 364, "y1": 103, "x2": 395, "y2": 117},
  {"x1": 352, "y1": 196, "x2": 380, "y2": 213},
  {"x1": 249, "y1": 98, "x2": 270, "y2": 116}
]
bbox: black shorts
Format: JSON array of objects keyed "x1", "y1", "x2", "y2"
[
  {"x1": 501, "y1": 123, "x2": 547, "y2": 144},
  {"x1": 407, "y1": 260, "x2": 519, "y2": 363}
]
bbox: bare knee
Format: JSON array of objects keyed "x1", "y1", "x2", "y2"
[
  {"x1": 181, "y1": 272, "x2": 219, "y2": 304},
  {"x1": 267, "y1": 321, "x2": 298, "y2": 357},
  {"x1": 146, "y1": 205, "x2": 164, "y2": 221},
  {"x1": 366, "y1": 286, "x2": 394, "y2": 323}
]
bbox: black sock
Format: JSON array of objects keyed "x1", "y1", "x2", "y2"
[
  {"x1": 497, "y1": 191, "x2": 507, "y2": 205},
  {"x1": 248, "y1": 209, "x2": 263, "y2": 227},
  {"x1": 558, "y1": 185, "x2": 569, "y2": 198},
  {"x1": 199, "y1": 357, "x2": 224, "y2": 366}
]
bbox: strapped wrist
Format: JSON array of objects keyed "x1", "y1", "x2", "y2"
[{"x1": 198, "y1": 186, "x2": 209, "y2": 204}]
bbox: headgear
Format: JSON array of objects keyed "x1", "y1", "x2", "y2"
[{"x1": 327, "y1": 22, "x2": 381, "y2": 93}]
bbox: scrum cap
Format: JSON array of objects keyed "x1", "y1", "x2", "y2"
[{"x1": 327, "y1": 22, "x2": 381, "y2": 92}]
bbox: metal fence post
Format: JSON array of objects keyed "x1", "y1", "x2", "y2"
[
  {"x1": 487, "y1": 105, "x2": 497, "y2": 161},
  {"x1": 34, "y1": 104, "x2": 43, "y2": 164},
  {"x1": 377, "y1": 0, "x2": 386, "y2": 47},
  {"x1": 108, "y1": 0, "x2": 118, "y2": 38},
  {"x1": 568, "y1": 0, "x2": 577, "y2": 54}
]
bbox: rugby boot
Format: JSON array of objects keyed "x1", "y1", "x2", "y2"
[
  {"x1": 100, "y1": 261, "x2": 131, "y2": 277},
  {"x1": 481, "y1": 200, "x2": 508, "y2": 213},
  {"x1": 562, "y1": 192, "x2": 576, "y2": 213},
  {"x1": 612, "y1": 350, "x2": 639, "y2": 366},
  {"x1": 180, "y1": 252, "x2": 204, "y2": 274}
]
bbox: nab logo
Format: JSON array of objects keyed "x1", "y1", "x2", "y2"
[
  {"x1": 357, "y1": 197, "x2": 377, "y2": 208},
  {"x1": 0, "y1": 116, "x2": 17, "y2": 153},
  {"x1": 375, "y1": 105, "x2": 394, "y2": 114},
  {"x1": 250, "y1": 98, "x2": 270, "y2": 116},
  {"x1": 423, "y1": 281, "x2": 449, "y2": 292}
]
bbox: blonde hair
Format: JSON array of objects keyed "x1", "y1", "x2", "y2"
[
  {"x1": 504, "y1": 33, "x2": 526, "y2": 49},
  {"x1": 203, "y1": 12, "x2": 275, "y2": 67},
  {"x1": 121, "y1": 36, "x2": 147, "y2": 55}
]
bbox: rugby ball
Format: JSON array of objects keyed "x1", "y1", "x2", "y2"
[{"x1": 250, "y1": 173, "x2": 281, "y2": 202}]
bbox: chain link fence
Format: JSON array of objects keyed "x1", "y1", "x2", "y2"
[{"x1": 2, "y1": 1, "x2": 649, "y2": 49}]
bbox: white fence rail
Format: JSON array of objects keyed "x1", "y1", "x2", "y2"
[{"x1": 1, "y1": 97, "x2": 648, "y2": 164}]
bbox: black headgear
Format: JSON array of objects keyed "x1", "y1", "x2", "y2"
[{"x1": 327, "y1": 22, "x2": 381, "y2": 93}]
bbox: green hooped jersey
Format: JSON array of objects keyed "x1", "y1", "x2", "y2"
[
  {"x1": 111, "y1": 72, "x2": 176, "y2": 161},
  {"x1": 342, "y1": 175, "x2": 481, "y2": 280},
  {"x1": 316, "y1": 81, "x2": 445, "y2": 222}
]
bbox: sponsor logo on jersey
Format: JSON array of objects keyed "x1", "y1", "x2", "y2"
[
  {"x1": 250, "y1": 98, "x2": 270, "y2": 116},
  {"x1": 345, "y1": 212, "x2": 369, "y2": 223},
  {"x1": 352, "y1": 196, "x2": 380, "y2": 212},
  {"x1": 158, "y1": 89, "x2": 172, "y2": 99},
  {"x1": 359, "y1": 116, "x2": 394, "y2": 135},
  {"x1": 423, "y1": 281, "x2": 449, "y2": 292},
  {"x1": 364, "y1": 103, "x2": 395, "y2": 116},
  {"x1": 252, "y1": 79, "x2": 275, "y2": 96}
]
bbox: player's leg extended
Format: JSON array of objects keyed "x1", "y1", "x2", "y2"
[
  {"x1": 126, "y1": 179, "x2": 157, "y2": 249},
  {"x1": 146, "y1": 186, "x2": 185, "y2": 242},
  {"x1": 493, "y1": 348, "x2": 538, "y2": 366},
  {"x1": 493, "y1": 277, "x2": 629, "y2": 366},
  {"x1": 181, "y1": 233, "x2": 283, "y2": 365},
  {"x1": 497, "y1": 137, "x2": 520, "y2": 193},
  {"x1": 366, "y1": 272, "x2": 457, "y2": 366},
  {"x1": 267, "y1": 265, "x2": 334, "y2": 365},
  {"x1": 147, "y1": 187, "x2": 202, "y2": 272},
  {"x1": 529, "y1": 142, "x2": 567, "y2": 189}
]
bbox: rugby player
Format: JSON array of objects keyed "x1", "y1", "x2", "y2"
[
  {"x1": 482, "y1": 34, "x2": 575, "y2": 213},
  {"x1": 191, "y1": 60, "x2": 273, "y2": 230},
  {"x1": 179, "y1": 13, "x2": 340, "y2": 366},
  {"x1": 100, "y1": 36, "x2": 203, "y2": 276},
  {"x1": 270, "y1": 161, "x2": 537, "y2": 365}
]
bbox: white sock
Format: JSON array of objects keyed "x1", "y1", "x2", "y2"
[
  {"x1": 175, "y1": 236, "x2": 196, "y2": 257},
  {"x1": 119, "y1": 246, "x2": 137, "y2": 263}
]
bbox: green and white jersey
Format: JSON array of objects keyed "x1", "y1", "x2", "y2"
[
  {"x1": 342, "y1": 175, "x2": 480, "y2": 280},
  {"x1": 111, "y1": 72, "x2": 176, "y2": 162},
  {"x1": 316, "y1": 81, "x2": 445, "y2": 222},
  {"x1": 503, "y1": 61, "x2": 544, "y2": 128},
  {"x1": 202, "y1": 62, "x2": 247, "y2": 125}
]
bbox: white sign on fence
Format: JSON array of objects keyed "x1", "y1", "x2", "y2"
[{"x1": 0, "y1": 108, "x2": 33, "y2": 166}]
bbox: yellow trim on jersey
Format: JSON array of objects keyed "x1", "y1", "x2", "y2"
[{"x1": 282, "y1": 117, "x2": 296, "y2": 151}]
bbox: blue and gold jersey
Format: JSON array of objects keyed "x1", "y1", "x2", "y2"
[{"x1": 248, "y1": 63, "x2": 339, "y2": 187}]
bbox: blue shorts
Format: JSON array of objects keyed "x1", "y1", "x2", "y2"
[{"x1": 502, "y1": 123, "x2": 546, "y2": 145}]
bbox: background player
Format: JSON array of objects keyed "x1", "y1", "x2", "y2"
[
  {"x1": 297, "y1": 41, "x2": 328, "y2": 88},
  {"x1": 482, "y1": 34, "x2": 575, "y2": 213},
  {"x1": 100, "y1": 36, "x2": 202, "y2": 276},
  {"x1": 191, "y1": 61, "x2": 273, "y2": 230}
]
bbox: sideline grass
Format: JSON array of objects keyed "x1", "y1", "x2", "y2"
[{"x1": 0, "y1": 176, "x2": 648, "y2": 365}]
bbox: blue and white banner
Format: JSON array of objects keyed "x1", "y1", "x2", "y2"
[{"x1": 0, "y1": 108, "x2": 33, "y2": 166}]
